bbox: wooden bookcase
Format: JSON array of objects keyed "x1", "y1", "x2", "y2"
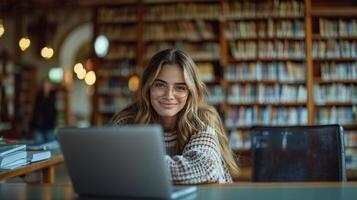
[
  {"x1": 310, "y1": 0, "x2": 357, "y2": 180},
  {"x1": 0, "y1": 52, "x2": 66, "y2": 138},
  {"x1": 0, "y1": 54, "x2": 39, "y2": 139},
  {"x1": 91, "y1": 0, "x2": 357, "y2": 179},
  {"x1": 14, "y1": 65, "x2": 37, "y2": 138},
  {"x1": 55, "y1": 85, "x2": 70, "y2": 128},
  {"x1": 0, "y1": 52, "x2": 15, "y2": 133},
  {"x1": 93, "y1": 3, "x2": 140, "y2": 125}
]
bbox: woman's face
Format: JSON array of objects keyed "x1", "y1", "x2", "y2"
[{"x1": 150, "y1": 64, "x2": 189, "y2": 121}]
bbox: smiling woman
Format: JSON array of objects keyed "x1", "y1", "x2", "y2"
[
  {"x1": 149, "y1": 64, "x2": 189, "y2": 130},
  {"x1": 111, "y1": 49, "x2": 240, "y2": 184}
]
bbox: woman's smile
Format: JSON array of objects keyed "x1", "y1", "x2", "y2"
[{"x1": 159, "y1": 101, "x2": 177, "y2": 109}]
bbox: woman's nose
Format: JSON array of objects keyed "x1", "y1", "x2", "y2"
[{"x1": 163, "y1": 86, "x2": 175, "y2": 98}]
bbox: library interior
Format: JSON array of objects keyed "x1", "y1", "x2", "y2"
[{"x1": 1, "y1": 0, "x2": 357, "y2": 199}]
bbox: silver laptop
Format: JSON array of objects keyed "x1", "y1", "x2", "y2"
[{"x1": 57, "y1": 125, "x2": 196, "y2": 199}]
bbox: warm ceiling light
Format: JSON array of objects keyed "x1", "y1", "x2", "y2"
[
  {"x1": 41, "y1": 47, "x2": 54, "y2": 59},
  {"x1": 84, "y1": 71, "x2": 96, "y2": 85},
  {"x1": 0, "y1": 23, "x2": 4, "y2": 37},
  {"x1": 128, "y1": 75, "x2": 140, "y2": 92},
  {"x1": 19, "y1": 37, "x2": 31, "y2": 51},
  {"x1": 40, "y1": 47, "x2": 47, "y2": 58},
  {"x1": 77, "y1": 68, "x2": 86, "y2": 80},
  {"x1": 74, "y1": 63, "x2": 84, "y2": 74}
]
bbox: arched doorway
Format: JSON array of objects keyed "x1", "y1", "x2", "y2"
[{"x1": 58, "y1": 22, "x2": 92, "y2": 127}]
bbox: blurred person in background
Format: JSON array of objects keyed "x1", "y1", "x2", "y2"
[{"x1": 30, "y1": 78, "x2": 57, "y2": 144}]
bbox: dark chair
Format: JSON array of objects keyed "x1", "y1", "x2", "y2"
[{"x1": 251, "y1": 124, "x2": 346, "y2": 182}]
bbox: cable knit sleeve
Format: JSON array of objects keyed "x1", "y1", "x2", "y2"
[{"x1": 165, "y1": 127, "x2": 233, "y2": 184}]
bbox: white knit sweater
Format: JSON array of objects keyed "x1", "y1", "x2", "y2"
[{"x1": 164, "y1": 126, "x2": 233, "y2": 184}]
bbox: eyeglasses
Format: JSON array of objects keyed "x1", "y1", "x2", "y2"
[{"x1": 151, "y1": 81, "x2": 189, "y2": 98}]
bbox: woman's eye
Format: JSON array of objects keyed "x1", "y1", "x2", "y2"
[
  {"x1": 175, "y1": 86, "x2": 187, "y2": 91},
  {"x1": 154, "y1": 82, "x2": 166, "y2": 88}
]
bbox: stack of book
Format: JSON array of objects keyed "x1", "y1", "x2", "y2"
[
  {"x1": 0, "y1": 144, "x2": 27, "y2": 170},
  {"x1": 0, "y1": 142, "x2": 53, "y2": 171},
  {"x1": 26, "y1": 142, "x2": 54, "y2": 163}
]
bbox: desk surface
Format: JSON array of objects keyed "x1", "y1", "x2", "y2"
[
  {"x1": 1, "y1": 182, "x2": 357, "y2": 200},
  {"x1": 0, "y1": 155, "x2": 64, "y2": 184},
  {"x1": 0, "y1": 155, "x2": 64, "y2": 179}
]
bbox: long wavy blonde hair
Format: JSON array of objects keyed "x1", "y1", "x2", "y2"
[{"x1": 111, "y1": 49, "x2": 240, "y2": 179}]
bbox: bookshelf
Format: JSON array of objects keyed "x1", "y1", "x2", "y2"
[
  {"x1": 14, "y1": 65, "x2": 37, "y2": 137},
  {"x1": 91, "y1": 0, "x2": 357, "y2": 180},
  {"x1": 0, "y1": 55, "x2": 39, "y2": 138},
  {"x1": 222, "y1": 0, "x2": 308, "y2": 158},
  {"x1": 0, "y1": 52, "x2": 15, "y2": 132},
  {"x1": 55, "y1": 85, "x2": 69, "y2": 128},
  {"x1": 310, "y1": 2, "x2": 357, "y2": 178},
  {"x1": 143, "y1": 0, "x2": 223, "y2": 110},
  {"x1": 0, "y1": 53, "x2": 67, "y2": 138},
  {"x1": 142, "y1": 1, "x2": 221, "y2": 61},
  {"x1": 93, "y1": 3, "x2": 139, "y2": 125}
]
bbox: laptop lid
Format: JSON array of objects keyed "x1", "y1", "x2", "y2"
[{"x1": 58, "y1": 125, "x2": 195, "y2": 199}]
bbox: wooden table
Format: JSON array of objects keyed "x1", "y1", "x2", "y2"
[
  {"x1": 1, "y1": 182, "x2": 357, "y2": 200},
  {"x1": 0, "y1": 155, "x2": 64, "y2": 184}
]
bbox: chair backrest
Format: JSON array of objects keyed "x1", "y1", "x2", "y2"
[{"x1": 251, "y1": 124, "x2": 346, "y2": 182}]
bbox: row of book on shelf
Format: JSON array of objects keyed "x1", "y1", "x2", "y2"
[
  {"x1": 225, "y1": 20, "x2": 305, "y2": 39},
  {"x1": 227, "y1": 84, "x2": 306, "y2": 104},
  {"x1": 145, "y1": 42, "x2": 220, "y2": 61},
  {"x1": 106, "y1": 45, "x2": 136, "y2": 60},
  {"x1": 225, "y1": 106, "x2": 308, "y2": 128},
  {"x1": 320, "y1": 62, "x2": 357, "y2": 81},
  {"x1": 98, "y1": 9, "x2": 308, "y2": 42},
  {"x1": 99, "y1": 96, "x2": 132, "y2": 114},
  {"x1": 96, "y1": 0, "x2": 304, "y2": 21},
  {"x1": 315, "y1": 107, "x2": 356, "y2": 125},
  {"x1": 205, "y1": 84, "x2": 356, "y2": 106},
  {"x1": 314, "y1": 84, "x2": 357, "y2": 104},
  {"x1": 345, "y1": 131, "x2": 357, "y2": 147},
  {"x1": 146, "y1": 0, "x2": 305, "y2": 19},
  {"x1": 319, "y1": 19, "x2": 357, "y2": 37},
  {"x1": 97, "y1": 7, "x2": 136, "y2": 23},
  {"x1": 223, "y1": 106, "x2": 356, "y2": 128},
  {"x1": 207, "y1": 85, "x2": 224, "y2": 105},
  {"x1": 228, "y1": 128, "x2": 357, "y2": 150},
  {"x1": 110, "y1": 21, "x2": 315, "y2": 39},
  {"x1": 105, "y1": 42, "x2": 220, "y2": 61},
  {"x1": 223, "y1": 61, "x2": 305, "y2": 82},
  {"x1": 224, "y1": 0, "x2": 304, "y2": 18},
  {"x1": 0, "y1": 141, "x2": 51, "y2": 170},
  {"x1": 143, "y1": 3, "x2": 220, "y2": 20},
  {"x1": 99, "y1": 25, "x2": 137, "y2": 41},
  {"x1": 97, "y1": 61, "x2": 134, "y2": 78},
  {"x1": 97, "y1": 79, "x2": 131, "y2": 95},
  {"x1": 312, "y1": 40, "x2": 356, "y2": 59},
  {"x1": 229, "y1": 41, "x2": 305, "y2": 59},
  {"x1": 143, "y1": 21, "x2": 215, "y2": 41}
]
